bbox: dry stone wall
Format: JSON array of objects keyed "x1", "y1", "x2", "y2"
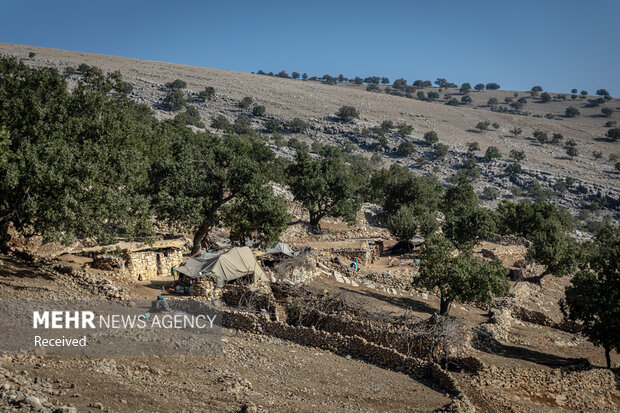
[
  {"x1": 122, "y1": 248, "x2": 183, "y2": 280},
  {"x1": 221, "y1": 311, "x2": 475, "y2": 412}
]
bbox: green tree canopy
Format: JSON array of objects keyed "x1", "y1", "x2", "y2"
[
  {"x1": 562, "y1": 224, "x2": 619, "y2": 368},
  {"x1": 416, "y1": 236, "x2": 510, "y2": 315},
  {"x1": 0, "y1": 57, "x2": 160, "y2": 246},
  {"x1": 151, "y1": 132, "x2": 289, "y2": 255},
  {"x1": 287, "y1": 150, "x2": 361, "y2": 231},
  {"x1": 441, "y1": 178, "x2": 495, "y2": 248}
]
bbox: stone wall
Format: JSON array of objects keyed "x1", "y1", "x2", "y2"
[
  {"x1": 331, "y1": 249, "x2": 372, "y2": 265},
  {"x1": 221, "y1": 310, "x2": 475, "y2": 412},
  {"x1": 122, "y1": 248, "x2": 184, "y2": 280}
]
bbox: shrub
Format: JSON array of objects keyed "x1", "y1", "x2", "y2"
[
  {"x1": 601, "y1": 108, "x2": 613, "y2": 117},
  {"x1": 596, "y1": 89, "x2": 610, "y2": 97},
  {"x1": 28, "y1": 52, "x2": 36, "y2": 58},
  {"x1": 210, "y1": 114, "x2": 230, "y2": 131},
  {"x1": 484, "y1": 146, "x2": 502, "y2": 161},
  {"x1": 233, "y1": 114, "x2": 253, "y2": 135},
  {"x1": 77, "y1": 63, "x2": 91, "y2": 73},
  {"x1": 571, "y1": 89, "x2": 578, "y2": 94},
  {"x1": 492, "y1": 122, "x2": 500, "y2": 129},
  {"x1": 604, "y1": 120, "x2": 617, "y2": 127},
  {"x1": 427, "y1": 91, "x2": 439, "y2": 101},
  {"x1": 482, "y1": 186, "x2": 500, "y2": 200},
  {"x1": 485, "y1": 83, "x2": 500, "y2": 90},
  {"x1": 417, "y1": 91, "x2": 425, "y2": 100},
  {"x1": 509, "y1": 150, "x2": 526, "y2": 161},
  {"x1": 461, "y1": 95, "x2": 472, "y2": 104},
  {"x1": 433, "y1": 143, "x2": 449, "y2": 159},
  {"x1": 272, "y1": 133, "x2": 285, "y2": 147},
  {"x1": 397, "y1": 123, "x2": 413, "y2": 136},
  {"x1": 162, "y1": 89, "x2": 186, "y2": 111},
  {"x1": 380, "y1": 120, "x2": 394, "y2": 131},
  {"x1": 276, "y1": 70, "x2": 289, "y2": 78},
  {"x1": 264, "y1": 119, "x2": 282, "y2": 133},
  {"x1": 446, "y1": 98, "x2": 459, "y2": 106},
  {"x1": 387, "y1": 206, "x2": 418, "y2": 242},
  {"x1": 396, "y1": 141, "x2": 416, "y2": 157},
  {"x1": 467, "y1": 142, "x2": 480, "y2": 153},
  {"x1": 424, "y1": 131, "x2": 439, "y2": 146},
  {"x1": 540, "y1": 92, "x2": 551, "y2": 102},
  {"x1": 366, "y1": 84, "x2": 380, "y2": 92},
  {"x1": 198, "y1": 86, "x2": 215, "y2": 101},
  {"x1": 63, "y1": 67, "x2": 75, "y2": 76},
  {"x1": 533, "y1": 130, "x2": 548, "y2": 144},
  {"x1": 165, "y1": 79, "x2": 187, "y2": 90},
  {"x1": 336, "y1": 106, "x2": 360, "y2": 122},
  {"x1": 511, "y1": 186, "x2": 522, "y2": 197},
  {"x1": 475, "y1": 121, "x2": 491, "y2": 132},
  {"x1": 238, "y1": 96, "x2": 253, "y2": 109},
  {"x1": 509, "y1": 127, "x2": 522, "y2": 138},
  {"x1": 566, "y1": 146, "x2": 578, "y2": 158},
  {"x1": 593, "y1": 151, "x2": 603, "y2": 159},
  {"x1": 287, "y1": 138, "x2": 309, "y2": 152},
  {"x1": 606, "y1": 128, "x2": 620, "y2": 141},
  {"x1": 252, "y1": 105, "x2": 266, "y2": 117},
  {"x1": 565, "y1": 106, "x2": 580, "y2": 117},
  {"x1": 505, "y1": 162, "x2": 522, "y2": 176},
  {"x1": 288, "y1": 117, "x2": 308, "y2": 133},
  {"x1": 551, "y1": 133, "x2": 564, "y2": 145}
]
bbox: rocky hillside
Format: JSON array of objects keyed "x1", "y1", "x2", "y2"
[{"x1": 1, "y1": 43, "x2": 618, "y2": 224}]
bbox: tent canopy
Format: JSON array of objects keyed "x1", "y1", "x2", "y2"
[
  {"x1": 176, "y1": 247, "x2": 268, "y2": 287},
  {"x1": 265, "y1": 242, "x2": 297, "y2": 257}
]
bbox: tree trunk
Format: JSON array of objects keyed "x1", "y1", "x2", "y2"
[
  {"x1": 439, "y1": 298, "x2": 452, "y2": 316},
  {"x1": 309, "y1": 211, "x2": 323, "y2": 232},
  {"x1": 191, "y1": 222, "x2": 211, "y2": 256},
  {"x1": 605, "y1": 346, "x2": 611, "y2": 369},
  {"x1": 0, "y1": 220, "x2": 11, "y2": 253}
]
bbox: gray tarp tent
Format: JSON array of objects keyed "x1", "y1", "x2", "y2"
[
  {"x1": 176, "y1": 247, "x2": 268, "y2": 287},
  {"x1": 265, "y1": 242, "x2": 297, "y2": 257}
]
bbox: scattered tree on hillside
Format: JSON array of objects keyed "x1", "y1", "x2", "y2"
[
  {"x1": 416, "y1": 235, "x2": 509, "y2": 315},
  {"x1": 565, "y1": 106, "x2": 580, "y2": 117},
  {"x1": 252, "y1": 105, "x2": 266, "y2": 117},
  {"x1": 484, "y1": 146, "x2": 502, "y2": 161},
  {"x1": 197, "y1": 86, "x2": 215, "y2": 101},
  {"x1": 561, "y1": 224, "x2": 619, "y2": 368},
  {"x1": 238, "y1": 96, "x2": 253, "y2": 109},
  {"x1": 606, "y1": 128, "x2": 620, "y2": 141},
  {"x1": 474, "y1": 83, "x2": 485, "y2": 91},
  {"x1": 211, "y1": 114, "x2": 231, "y2": 131},
  {"x1": 152, "y1": 133, "x2": 289, "y2": 255},
  {"x1": 509, "y1": 127, "x2": 523, "y2": 138},
  {"x1": 424, "y1": 131, "x2": 439, "y2": 146},
  {"x1": 165, "y1": 79, "x2": 187, "y2": 90},
  {"x1": 495, "y1": 200, "x2": 580, "y2": 281},
  {"x1": 287, "y1": 150, "x2": 361, "y2": 231},
  {"x1": 397, "y1": 123, "x2": 414, "y2": 136},
  {"x1": 601, "y1": 108, "x2": 613, "y2": 117},
  {"x1": 336, "y1": 106, "x2": 360, "y2": 122},
  {"x1": 475, "y1": 121, "x2": 491, "y2": 132},
  {"x1": 441, "y1": 178, "x2": 495, "y2": 248},
  {"x1": 485, "y1": 83, "x2": 500, "y2": 90},
  {"x1": 397, "y1": 141, "x2": 416, "y2": 157},
  {"x1": 288, "y1": 117, "x2": 308, "y2": 133},
  {"x1": 467, "y1": 142, "x2": 480, "y2": 153},
  {"x1": 509, "y1": 150, "x2": 526, "y2": 161},
  {"x1": 163, "y1": 89, "x2": 186, "y2": 111}
]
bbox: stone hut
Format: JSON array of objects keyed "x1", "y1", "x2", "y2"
[{"x1": 123, "y1": 246, "x2": 184, "y2": 280}]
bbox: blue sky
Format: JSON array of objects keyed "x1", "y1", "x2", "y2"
[{"x1": 2, "y1": 0, "x2": 619, "y2": 95}]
